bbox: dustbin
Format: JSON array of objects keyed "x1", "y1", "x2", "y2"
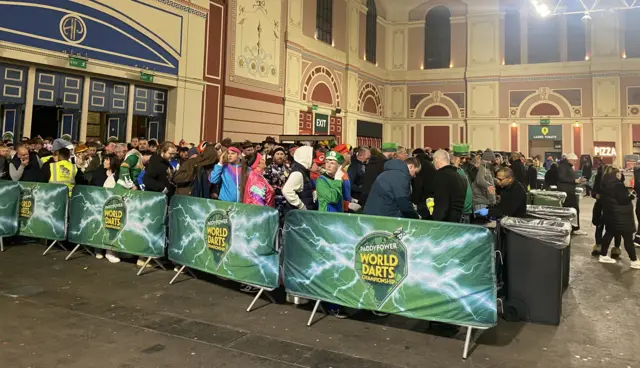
[
  {"x1": 525, "y1": 205, "x2": 576, "y2": 293},
  {"x1": 500, "y1": 217, "x2": 572, "y2": 325},
  {"x1": 529, "y1": 189, "x2": 567, "y2": 207}
]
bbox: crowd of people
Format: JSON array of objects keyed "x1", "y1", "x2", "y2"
[{"x1": 1, "y1": 133, "x2": 640, "y2": 307}]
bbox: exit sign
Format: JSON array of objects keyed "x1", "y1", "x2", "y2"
[
  {"x1": 312, "y1": 104, "x2": 318, "y2": 111},
  {"x1": 140, "y1": 72, "x2": 154, "y2": 83},
  {"x1": 540, "y1": 118, "x2": 550, "y2": 125},
  {"x1": 69, "y1": 57, "x2": 87, "y2": 69}
]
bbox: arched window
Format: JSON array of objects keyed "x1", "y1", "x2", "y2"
[
  {"x1": 365, "y1": 0, "x2": 377, "y2": 63},
  {"x1": 316, "y1": 0, "x2": 333, "y2": 44},
  {"x1": 424, "y1": 6, "x2": 451, "y2": 69}
]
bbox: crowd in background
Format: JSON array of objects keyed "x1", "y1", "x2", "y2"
[{"x1": 1, "y1": 132, "x2": 640, "y2": 306}]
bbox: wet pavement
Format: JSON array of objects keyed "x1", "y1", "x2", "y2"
[{"x1": 0, "y1": 197, "x2": 638, "y2": 368}]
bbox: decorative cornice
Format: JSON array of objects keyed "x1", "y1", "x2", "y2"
[{"x1": 155, "y1": 0, "x2": 209, "y2": 18}]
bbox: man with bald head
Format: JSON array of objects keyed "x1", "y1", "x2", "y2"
[
  {"x1": 432, "y1": 149, "x2": 466, "y2": 223},
  {"x1": 475, "y1": 167, "x2": 527, "y2": 219},
  {"x1": 10, "y1": 144, "x2": 43, "y2": 181}
]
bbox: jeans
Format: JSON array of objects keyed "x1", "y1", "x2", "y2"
[{"x1": 601, "y1": 231, "x2": 638, "y2": 261}]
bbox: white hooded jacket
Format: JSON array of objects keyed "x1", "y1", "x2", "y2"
[{"x1": 282, "y1": 146, "x2": 313, "y2": 210}]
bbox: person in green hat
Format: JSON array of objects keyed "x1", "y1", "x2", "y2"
[
  {"x1": 362, "y1": 142, "x2": 397, "y2": 206},
  {"x1": 316, "y1": 150, "x2": 344, "y2": 213},
  {"x1": 451, "y1": 144, "x2": 473, "y2": 223}
]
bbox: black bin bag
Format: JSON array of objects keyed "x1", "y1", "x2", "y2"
[{"x1": 500, "y1": 217, "x2": 572, "y2": 325}]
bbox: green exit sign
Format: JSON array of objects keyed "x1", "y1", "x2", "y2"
[
  {"x1": 312, "y1": 104, "x2": 318, "y2": 111},
  {"x1": 69, "y1": 57, "x2": 87, "y2": 69},
  {"x1": 540, "y1": 118, "x2": 550, "y2": 125},
  {"x1": 140, "y1": 72, "x2": 154, "y2": 83}
]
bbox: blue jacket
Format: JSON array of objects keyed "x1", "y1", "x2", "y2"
[
  {"x1": 363, "y1": 159, "x2": 419, "y2": 219},
  {"x1": 209, "y1": 163, "x2": 243, "y2": 202}
]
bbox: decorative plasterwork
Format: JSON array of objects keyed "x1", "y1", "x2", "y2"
[{"x1": 357, "y1": 82, "x2": 383, "y2": 116}]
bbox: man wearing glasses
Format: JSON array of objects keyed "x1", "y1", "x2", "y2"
[{"x1": 475, "y1": 167, "x2": 527, "y2": 219}]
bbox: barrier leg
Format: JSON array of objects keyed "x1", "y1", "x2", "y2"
[
  {"x1": 185, "y1": 267, "x2": 197, "y2": 279},
  {"x1": 42, "y1": 240, "x2": 59, "y2": 256},
  {"x1": 136, "y1": 257, "x2": 153, "y2": 276},
  {"x1": 246, "y1": 288, "x2": 265, "y2": 312},
  {"x1": 0, "y1": 237, "x2": 3, "y2": 252},
  {"x1": 169, "y1": 265, "x2": 186, "y2": 284},
  {"x1": 462, "y1": 326, "x2": 474, "y2": 360},
  {"x1": 152, "y1": 259, "x2": 167, "y2": 271},
  {"x1": 307, "y1": 300, "x2": 321, "y2": 327},
  {"x1": 82, "y1": 246, "x2": 95, "y2": 257},
  {"x1": 65, "y1": 244, "x2": 82, "y2": 260}
]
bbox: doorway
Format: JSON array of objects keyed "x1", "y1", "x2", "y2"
[{"x1": 31, "y1": 106, "x2": 59, "y2": 140}]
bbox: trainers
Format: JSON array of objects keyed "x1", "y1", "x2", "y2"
[
  {"x1": 572, "y1": 230, "x2": 587, "y2": 236},
  {"x1": 371, "y1": 311, "x2": 389, "y2": 317},
  {"x1": 631, "y1": 260, "x2": 640, "y2": 269},
  {"x1": 611, "y1": 247, "x2": 622, "y2": 259},
  {"x1": 591, "y1": 244, "x2": 601, "y2": 256},
  {"x1": 136, "y1": 258, "x2": 152, "y2": 268},
  {"x1": 95, "y1": 252, "x2": 104, "y2": 260},
  {"x1": 239, "y1": 284, "x2": 259, "y2": 293},
  {"x1": 599, "y1": 255, "x2": 617, "y2": 264},
  {"x1": 329, "y1": 308, "x2": 349, "y2": 319},
  {"x1": 105, "y1": 251, "x2": 120, "y2": 263}
]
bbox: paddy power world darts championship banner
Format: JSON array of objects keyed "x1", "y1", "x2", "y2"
[
  {"x1": 283, "y1": 211, "x2": 498, "y2": 328},
  {"x1": 168, "y1": 196, "x2": 280, "y2": 289},
  {"x1": 0, "y1": 181, "x2": 20, "y2": 237},
  {"x1": 18, "y1": 182, "x2": 68, "y2": 240},
  {"x1": 68, "y1": 186, "x2": 167, "y2": 257}
]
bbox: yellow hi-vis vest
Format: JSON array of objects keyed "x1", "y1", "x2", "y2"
[
  {"x1": 49, "y1": 160, "x2": 77, "y2": 196},
  {"x1": 41, "y1": 156, "x2": 53, "y2": 164}
]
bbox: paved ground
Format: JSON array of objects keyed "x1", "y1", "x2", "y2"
[{"x1": 0, "y1": 197, "x2": 638, "y2": 368}]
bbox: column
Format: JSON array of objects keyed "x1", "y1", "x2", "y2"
[
  {"x1": 559, "y1": 16, "x2": 568, "y2": 62},
  {"x1": 126, "y1": 83, "x2": 135, "y2": 142},
  {"x1": 520, "y1": 12, "x2": 528, "y2": 64},
  {"x1": 79, "y1": 76, "x2": 90, "y2": 142},
  {"x1": 22, "y1": 66, "x2": 36, "y2": 138}
]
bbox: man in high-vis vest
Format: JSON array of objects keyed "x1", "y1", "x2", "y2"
[{"x1": 48, "y1": 147, "x2": 78, "y2": 196}]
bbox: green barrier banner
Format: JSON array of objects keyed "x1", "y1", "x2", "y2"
[
  {"x1": 0, "y1": 181, "x2": 20, "y2": 237},
  {"x1": 283, "y1": 211, "x2": 498, "y2": 328},
  {"x1": 168, "y1": 196, "x2": 279, "y2": 289},
  {"x1": 18, "y1": 182, "x2": 68, "y2": 240},
  {"x1": 68, "y1": 186, "x2": 167, "y2": 257}
]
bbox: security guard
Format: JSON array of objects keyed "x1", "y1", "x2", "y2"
[{"x1": 48, "y1": 147, "x2": 77, "y2": 196}]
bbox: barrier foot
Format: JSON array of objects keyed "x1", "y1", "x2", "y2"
[
  {"x1": 307, "y1": 300, "x2": 321, "y2": 327},
  {"x1": 65, "y1": 244, "x2": 81, "y2": 260},
  {"x1": 43, "y1": 240, "x2": 59, "y2": 256},
  {"x1": 169, "y1": 265, "x2": 186, "y2": 284},
  {"x1": 246, "y1": 288, "x2": 265, "y2": 312},
  {"x1": 462, "y1": 326, "x2": 474, "y2": 360},
  {"x1": 136, "y1": 257, "x2": 153, "y2": 276}
]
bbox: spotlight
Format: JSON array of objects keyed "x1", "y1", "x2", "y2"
[{"x1": 581, "y1": 13, "x2": 592, "y2": 23}]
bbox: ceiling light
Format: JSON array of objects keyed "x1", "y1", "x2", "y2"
[
  {"x1": 581, "y1": 12, "x2": 592, "y2": 23},
  {"x1": 530, "y1": 0, "x2": 551, "y2": 17}
]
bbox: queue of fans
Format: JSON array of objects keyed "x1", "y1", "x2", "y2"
[{"x1": 1, "y1": 134, "x2": 639, "y2": 308}]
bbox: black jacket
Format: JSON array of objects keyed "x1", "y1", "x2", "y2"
[
  {"x1": 432, "y1": 165, "x2": 466, "y2": 223},
  {"x1": 11, "y1": 152, "x2": 42, "y2": 182},
  {"x1": 347, "y1": 154, "x2": 366, "y2": 201},
  {"x1": 411, "y1": 153, "x2": 437, "y2": 207},
  {"x1": 90, "y1": 167, "x2": 119, "y2": 187},
  {"x1": 488, "y1": 180, "x2": 527, "y2": 218},
  {"x1": 544, "y1": 166, "x2": 558, "y2": 188},
  {"x1": 363, "y1": 159, "x2": 419, "y2": 219},
  {"x1": 0, "y1": 156, "x2": 9, "y2": 180},
  {"x1": 600, "y1": 173, "x2": 635, "y2": 234},
  {"x1": 361, "y1": 153, "x2": 387, "y2": 206},
  {"x1": 143, "y1": 154, "x2": 174, "y2": 195},
  {"x1": 557, "y1": 159, "x2": 577, "y2": 208},
  {"x1": 634, "y1": 165, "x2": 640, "y2": 194},
  {"x1": 526, "y1": 165, "x2": 538, "y2": 190},
  {"x1": 510, "y1": 159, "x2": 526, "y2": 186}
]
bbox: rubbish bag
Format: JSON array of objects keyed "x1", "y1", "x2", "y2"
[
  {"x1": 529, "y1": 189, "x2": 567, "y2": 206},
  {"x1": 526, "y1": 205, "x2": 578, "y2": 227},
  {"x1": 500, "y1": 217, "x2": 572, "y2": 248}
]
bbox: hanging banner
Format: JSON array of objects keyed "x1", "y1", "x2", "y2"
[
  {"x1": 18, "y1": 182, "x2": 68, "y2": 240},
  {"x1": 168, "y1": 196, "x2": 279, "y2": 289},
  {"x1": 68, "y1": 186, "x2": 167, "y2": 257},
  {"x1": 283, "y1": 211, "x2": 498, "y2": 328},
  {"x1": 0, "y1": 181, "x2": 20, "y2": 237}
]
